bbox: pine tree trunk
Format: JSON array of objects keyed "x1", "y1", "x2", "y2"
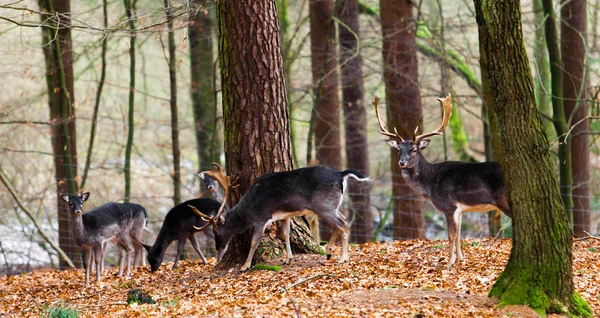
[
  {"x1": 189, "y1": 0, "x2": 220, "y2": 173},
  {"x1": 217, "y1": 0, "x2": 319, "y2": 268},
  {"x1": 38, "y1": 0, "x2": 81, "y2": 269},
  {"x1": 561, "y1": 0, "x2": 591, "y2": 237},
  {"x1": 164, "y1": 0, "x2": 181, "y2": 206},
  {"x1": 309, "y1": 0, "x2": 342, "y2": 241},
  {"x1": 380, "y1": 0, "x2": 424, "y2": 239},
  {"x1": 474, "y1": 0, "x2": 591, "y2": 315},
  {"x1": 336, "y1": 0, "x2": 372, "y2": 243}
]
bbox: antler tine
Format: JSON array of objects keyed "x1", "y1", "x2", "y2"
[
  {"x1": 189, "y1": 204, "x2": 216, "y2": 231},
  {"x1": 373, "y1": 95, "x2": 404, "y2": 141},
  {"x1": 212, "y1": 162, "x2": 225, "y2": 175},
  {"x1": 414, "y1": 93, "x2": 453, "y2": 142}
]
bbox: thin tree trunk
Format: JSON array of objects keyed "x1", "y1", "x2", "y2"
[
  {"x1": 123, "y1": 0, "x2": 137, "y2": 203},
  {"x1": 38, "y1": 0, "x2": 81, "y2": 269},
  {"x1": 533, "y1": 0, "x2": 554, "y2": 141},
  {"x1": 81, "y1": 0, "x2": 108, "y2": 190},
  {"x1": 189, "y1": 0, "x2": 219, "y2": 173},
  {"x1": 380, "y1": 0, "x2": 424, "y2": 240},
  {"x1": 561, "y1": 0, "x2": 591, "y2": 236},
  {"x1": 164, "y1": 0, "x2": 181, "y2": 206},
  {"x1": 217, "y1": 0, "x2": 318, "y2": 268},
  {"x1": 336, "y1": 0, "x2": 372, "y2": 243},
  {"x1": 474, "y1": 0, "x2": 591, "y2": 315},
  {"x1": 542, "y1": 0, "x2": 574, "y2": 224},
  {"x1": 310, "y1": 0, "x2": 342, "y2": 241}
]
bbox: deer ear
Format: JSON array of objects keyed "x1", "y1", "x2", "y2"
[
  {"x1": 81, "y1": 192, "x2": 90, "y2": 202},
  {"x1": 386, "y1": 140, "x2": 400, "y2": 149},
  {"x1": 197, "y1": 172, "x2": 205, "y2": 181},
  {"x1": 60, "y1": 194, "x2": 70, "y2": 203},
  {"x1": 418, "y1": 139, "x2": 431, "y2": 150}
]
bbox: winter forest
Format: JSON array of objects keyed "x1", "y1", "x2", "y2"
[{"x1": 0, "y1": 0, "x2": 599, "y2": 316}]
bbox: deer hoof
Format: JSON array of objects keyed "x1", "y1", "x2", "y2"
[
  {"x1": 239, "y1": 266, "x2": 249, "y2": 272},
  {"x1": 326, "y1": 254, "x2": 332, "y2": 260}
]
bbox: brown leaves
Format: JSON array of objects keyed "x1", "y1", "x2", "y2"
[{"x1": 0, "y1": 238, "x2": 598, "y2": 317}]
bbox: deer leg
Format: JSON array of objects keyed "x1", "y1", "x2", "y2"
[
  {"x1": 83, "y1": 247, "x2": 92, "y2": 286},
  {"x1": 119, "y1": 239, "x2": 134, "y2": 276},
  {"x1": 282, "y1": 218, "x2": 293, "y2": 264},
  {"x1": 240, "y1": 225, "x2": 267, "y2": 272},
  {"x1": 456, "y1": 212, "x2": 464, "y2": 262},
  {"x1": 94, "y1": 246, "x2": 103, "y2": 285},
  {"x1": 339, "y1": 227, "x2": 349, "y2": 263},
  {"x1": 172, "y1": 238, "x2": 187, "y2": 269},
  {"x1": 445, "y1": 213, "x2": 458, "y2": 266},
  {"x1": 325, "y1": 229, "x2": 340, "y2": 260},
  {"x1": 188, "y1": 234, "x2": 208, "y2": 265}
]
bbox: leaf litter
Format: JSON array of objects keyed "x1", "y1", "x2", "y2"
[{"x1": 0, "y1": 238, "x2": 598, "y2": 317}]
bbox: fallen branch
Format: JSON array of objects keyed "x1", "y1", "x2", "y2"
[
  {"x1": 0, "y1": 166, "x2": 75, "y2": 268},
  {"x1": 280, "y1": 273, "x2": 338, "y2": 292},
  {"x1": 72, "y1": 302, "x2": 128, "y2": 307},
  {"x1": 574, "y1": 231, "x2": 600, "y2": 242}
]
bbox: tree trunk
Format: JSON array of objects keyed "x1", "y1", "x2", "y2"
[
  {"x1": 533, "y1": 0, "x2": 555, "y2": 141},
  {"x1": 123, "y1": 0, "x2": 137, "y2": 203},
  {"x1": 380, "y1": 0, "x2": 424, "y2": 240},
  {"x1": 474, "y1": 0, "x2": 591, "y2": 315},
  {"x1": 309, "y1": 0, "x2": 342, "y2": 241},
  {"x1": 542, "y1": 0, "x2": 574, "y2": 224},
  {"x1": 217, "y1": 0, "x2": 319, "y2": 268},
  {"x1": 164, "y1": 0, "x2": 181, "y2": 206},
  {"x1": 336, "y1": 0, "x2": 372, "y2": 243},
  {"x1": 561, "y1": 0, "x2": 591, "y2": 237},
  {"x1": 189, "y1": 0, "x2": 220, "y2": 174},
  {"x1": 38, "y1": 0, "x2": 81, "y2": 269}
]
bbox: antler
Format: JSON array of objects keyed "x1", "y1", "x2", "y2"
[
  {"x1": 414, "y1": 93, "x2": 453, "y2": 142},
  {"x1": 192, "y1": 163, "x2": 239, "y2": 230},
  {"x1": 188, "y1": 204, "x2": 214, "y2": 231},
  {"x1": 373, "y1": 95, "x2": 404, "y2": 141}
]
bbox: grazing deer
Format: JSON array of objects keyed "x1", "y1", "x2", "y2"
[
  {"x1": 61, "y1": 193, "x2": 147, "y2": 285},
  {"x1": 188, "y1": 164, "x2": 371, "y2": 272},
  {"x1": 373, "y1": 94, "x2": 511, "y2": 266}
]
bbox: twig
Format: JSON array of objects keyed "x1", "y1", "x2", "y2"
[
  {"x1": 492, "y1": 222, "x2": 512, "y2": 241},
  {"x1": 0, "y1": 166, "x2": 75, "y2": 268},
  {"x1": 282, "y1": 287, "x2": 301, "y2": 318},
  {"x1": 280, "y1": 273, "x2": 338, "y2": 292},
  {"x1": 574, "y1": 231, "x2": 600, "y2": 241},
  {"x1": 72, "y1": 302, "x2": 128, "y2": 307}
]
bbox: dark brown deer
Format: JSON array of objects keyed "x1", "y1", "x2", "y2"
[
  {"x1": 373, "y1": 94, "x2": 511, "y2": 266},
  {"x1": 189, "y1": 164, "x2": 370, "y2": 271}
]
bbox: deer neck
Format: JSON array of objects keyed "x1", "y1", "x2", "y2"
[
  {"x1": 401, "y1": 152, "x2": 435, "y2": 198},
  {"x1": 222, "y1": 204, "x2": 253, "y2": 235},
  {"x1": 70, "y1": 214, "x2": 87, "y2": 245}
]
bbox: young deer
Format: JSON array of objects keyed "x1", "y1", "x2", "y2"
[
  {"x1": 373, "y1": 94, "x2": 511, "y2": 266},
  {"x1": 61, "y1": 193, "x2": 147, "y2": 285},
  {"x1": 188, "y1": 164, "x2": 371, "y2": 272}
]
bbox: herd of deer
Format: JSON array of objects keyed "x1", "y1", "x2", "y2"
[{"x1": 62, "y1": 94, "x2": 512, "y2": 286}]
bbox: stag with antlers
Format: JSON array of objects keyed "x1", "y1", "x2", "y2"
[{"x1": 374, "y1": 94, "x2": 511, "y2": 266}]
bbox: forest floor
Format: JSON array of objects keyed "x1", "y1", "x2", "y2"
[{"x1": 0, "y1": 238, "x2": 598, "y2": 317}]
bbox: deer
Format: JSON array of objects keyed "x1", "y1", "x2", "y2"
[
  {"x1": 188, "y1": 164, "x2": 371, "y2": 272},
  {"x1": 142, "y1": 165, "x2": 228, "y2": 272},
  {"x1": 373, "y1": 94, "x2": 511, "y2": 266},
  {"x1": 60, "y1": 192, "x2": 147, "y2": 285}
]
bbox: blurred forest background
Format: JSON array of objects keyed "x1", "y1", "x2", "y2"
[{"x1": 0, "y1": 0, "x2": 598, "y2": 274}]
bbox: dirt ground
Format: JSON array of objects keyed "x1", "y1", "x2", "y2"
[{"x1": 0, "y1": 238, "x2": 598, "y2": 317}]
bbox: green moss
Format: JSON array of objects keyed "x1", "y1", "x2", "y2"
[
  {"x1": 42, "y1": 303, "x2": 79, "y2": 318},
  {"x1": 569, "y1": 292, "x2": 592, "y2": 317},
  {"x1": 317, "y1": 246, "x2": 326, "y2": 256},
  {"x1": 251, "y1": 264, "x2": 282, "y2": 271}
]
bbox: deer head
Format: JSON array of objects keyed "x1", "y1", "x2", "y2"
[
  {"x1": 373, "y1": 93, "x2": 452, "y2": 168},
  {"x1": 190, "y1": 163, "x2": 238, "y2": 228},
  {"x1": 61, "y1": 192, "x2": 91, "y2": 215}
]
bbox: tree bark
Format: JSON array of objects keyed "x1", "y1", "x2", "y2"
[
  {"x1": 165, "y1": 0, "x2": 181, "y2": 206},
  {"x1": 336, "y1": 0, "x2": 372, "y2": 243},
  {"x1": 38, "y1": 0, "x2": 81, "y2": 269},
  {"x1": 380, "y1": 0, "x2": 424, "y2": 239},
  {"x1": 189, "y1": 0, "x2": 220, "y2": 173},
  {"x1": 217, "y1": 0, "x2": 319, "y2": 268},
  {"x1": 310, "y1": 0, "x2": 342, "y2": 241},
  {"x1": 474, "y1": 0, "x2": 591, "y2": 315},
  {"x1": 561, "y1": 0, "x2": 591, "y2": 236},
  {"x1": 123, "y1": 0, "x2": 137, "y2": 203}
]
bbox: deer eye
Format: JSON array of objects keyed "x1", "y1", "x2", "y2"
[{"x1": 412, "y1": 149, "x2": 417, "y2": 153}]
